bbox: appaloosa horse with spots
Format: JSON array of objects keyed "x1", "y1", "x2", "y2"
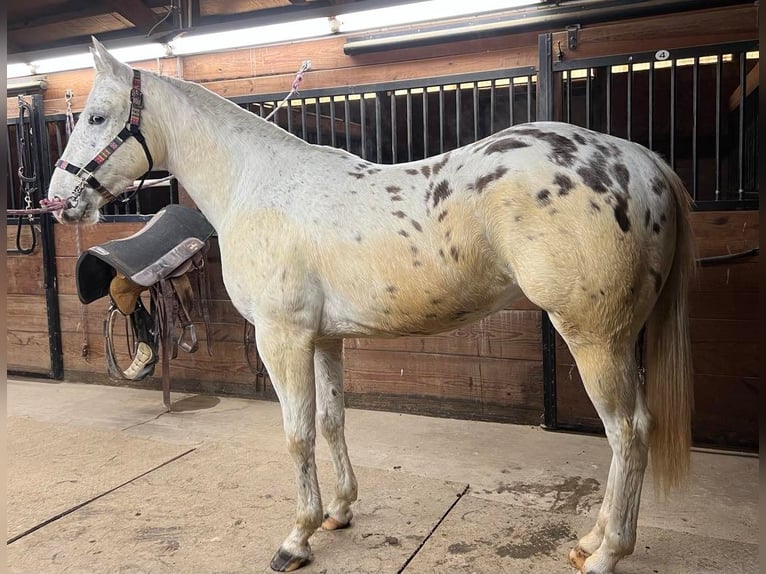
[{"x1": 49, "y1": 39, "x2": 695, "y2": 574}]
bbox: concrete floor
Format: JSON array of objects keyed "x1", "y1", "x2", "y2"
[{"x1": 7, "y1": 378, "x2": 758, "y2": 574}]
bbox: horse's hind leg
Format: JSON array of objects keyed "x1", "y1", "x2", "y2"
[
  {"x1": 255, "y1": 326, "x2": 323, "y2": 572},
  {"x1": 315, "y1": 339, "x2": 358, "y2": 530},
  {"x1": 564, "y1": 339, "x2": 651, "y2": 574}
]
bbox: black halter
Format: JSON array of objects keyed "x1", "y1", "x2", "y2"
[{"x1": 55, "y1": 69, "x2": 154, "y2": 207}]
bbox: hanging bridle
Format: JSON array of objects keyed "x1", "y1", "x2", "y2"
[{"x1": 55, "y1": 69, "x2": 154, "y2": 208}]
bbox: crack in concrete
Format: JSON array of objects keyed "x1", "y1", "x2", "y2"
[
  {"x1": 397, "y1": 483, "x2": 470, "y2": 573},
  {"x1": 7, "y1": 448, "x2": 196, "y2": 545}
]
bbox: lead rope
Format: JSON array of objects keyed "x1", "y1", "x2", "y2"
[{"x1": 264, "y1": 61, "x2": 312, "y2": 121}]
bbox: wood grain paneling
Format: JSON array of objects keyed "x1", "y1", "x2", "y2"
[
  {"x1": 343, "y1": 347, "x2": 543, "y2": 424},
  {"x1": 347, "y1": 309, "x2": 541, "y2": 360},
  {"x1": 551, "y1": 5, "x2": 756, "y2": 62},
  {"x1": 7, "y1": 253, "x2": 45, "y2": 295}
]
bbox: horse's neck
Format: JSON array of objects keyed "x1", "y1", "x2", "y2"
[{"x1": 148, "y1": 75, "x2": 294, "y2": 230}]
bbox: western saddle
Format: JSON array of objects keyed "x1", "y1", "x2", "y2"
[{"x1": 76, "y1": 204, "x2": 215, "y2": 409}]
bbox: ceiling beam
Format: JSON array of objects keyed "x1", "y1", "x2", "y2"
[
  {"x1": 8, "y1": 0, "x2": 110, "y2": 31},
  {"x1": 104, "y1": 0, "x2": 171, "y2": 35}
]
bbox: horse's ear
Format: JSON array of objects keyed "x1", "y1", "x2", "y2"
[{"x1": 90, "y1": 37, "x2": 132, "y2": 83}]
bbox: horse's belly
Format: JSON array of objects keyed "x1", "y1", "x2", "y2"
[{"x1": 318, "y1": 270, "x2": 523, "y2": 338}]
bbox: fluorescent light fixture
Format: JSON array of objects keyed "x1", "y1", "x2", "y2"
[
  {"x1": 25, "y1": 43, "x2": 167, "y2": 75},
  {"x1": 337, "y1": 0, "x2": 538, "y2": 33},
  {"x1": 7, "y1": 63, "x2": 35, "y2": 79},
  {"x1": 170, "y1": 17, "x2": 330, "y2": 55}
]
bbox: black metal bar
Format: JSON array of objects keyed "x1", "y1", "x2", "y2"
[
  {"x1": 692, "y1": 57, "x2": 699, "y2": 200},
  {"x1": 627, "y1": 63, "x2": 632, "y2": 140},
  {"x1": 490, "y1": 79, "x2": 496, "y2": 133},
  {"x1": 315, "y1": 99, "x2": 321, "y2": 144},
  {"x1": 32, "y1": 95, "x2": 64, "y2": 379},
  {"x1": 438, "y1": 85, "x2": 445, "y2": 154},
  {"x1": 694, "y1": 199, "x2": 759, "y2": 211},
  {"x1": 375, "y1": 93, "x2": 383, "y2": 163},
  {"x1": 455, "y1": 83, "x2": 461, "y2": 148},
  {"x1": 565, "y1": 71, "x2": 571, "y2": 124},
  {"x1": 537, "y1": 34, "x2": 553, "y2": 122},
  {"x1": 606, "y1": 65, "x2": 612, "y2": 134},
  {"x1": 360, "y1": 95, "x2": 367, "y2": 159},
  {"x1": 344, "y1": 95, "x2": 351, "y2": 151},
  {"x1": 329, "y1": 97, "x2": 336, "y2": 147},
  {"x1": 670, "y1": 59, "x2": 676, "y2": 169},
  {"x1": 509, "y1": 80, "x2": 515, "y2": 127},
  {"x1": 585, "y1": 68, "x2": 591, "y2": 129},
  {"x1": 391, "y1": 91, "x2": 398, "y2": 163},
  {"x1": 287, "y1": 100, "x2": 293, "y2": 134},
  {"x1": 648, "y1": 62, "x2": 654, "y2": 149},
  {"x1": 536, "y1": 33, "x2": 558, "y2": 430},
  {"x1": 422, "y1": 89, "x2": 429, "y2": 158},
  {"x1": 551, "y1": 39, "x2": 758, "y2": 71},
  {"x1": 527, "y1": 76, "x2": 533, "y2": 121},
  {"x1": 473, "y1": 82, "x2": 479, "y2": 142},
  {"x1": 737, "y1": 51, "x2": 745, "y2": 199},
  {"x1": 406, "y1": 89, "x2": 413, "y2": 161},
  {"x1": 715, "y1": 56, "x2": 721, "y2": 199},
  {"x1": 541, "y1": 312, "x2": 558, "y2": 429},
  {"x1": 301, "y1": 98, "x2": 308, "y2": 141}
]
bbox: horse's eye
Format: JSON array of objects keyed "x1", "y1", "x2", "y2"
[{"x1": 88, "y1": 115, "x2": 106, "y2": 125}]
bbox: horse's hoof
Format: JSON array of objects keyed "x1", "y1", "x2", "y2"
[
  {"x1": 321, "y1": 513, "x2": 351, "y2": 530},
  {"x1": 269, "y1": 548, "x2": 310, "y2": 572},
  {"x1": 569, "y1": 546, "x2": 591, "y2": 570}
]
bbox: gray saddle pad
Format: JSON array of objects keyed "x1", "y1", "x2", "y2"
[{"x1": 76, "y1": 204, "x2": 215, "y2": 305}]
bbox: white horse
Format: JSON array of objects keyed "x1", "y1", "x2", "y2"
[{"x1": 49, "y1": 39, "x2": 695, "y2": 574}]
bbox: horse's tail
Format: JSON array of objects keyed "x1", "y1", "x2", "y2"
[{"x1": 644, "y1": 153, "x2": 696, "y2": 496}]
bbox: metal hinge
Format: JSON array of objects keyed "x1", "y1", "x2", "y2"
[{"x1": 566, "y1": 24, "x2": 581, "y2": 50}]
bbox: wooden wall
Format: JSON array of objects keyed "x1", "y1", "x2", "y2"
[{"x1": 7, "y1": 227, "x2": 50, "y2": 376}]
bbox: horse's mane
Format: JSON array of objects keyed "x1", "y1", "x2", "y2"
[{"x1": 145, "y1": 68, "x2": 304, "y2": 146}]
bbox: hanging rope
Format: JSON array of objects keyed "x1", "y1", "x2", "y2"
[
  {"x1": 75, "y1": 224, "x2": 90, "y2": 358},
  {"x1": 65, "y1": 89, "x2": 76, "y2": 138},
  {"x1": 264, "y1": 60, "x2": 312, "y2": 122}
]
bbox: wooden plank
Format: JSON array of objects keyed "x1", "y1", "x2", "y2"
[
  {"x1": 7, "y1": 330, "x2": 50, "y2": 374},
  {"x1": 692, "y1": 341, "x2": 758, "y2": 378},
  {"x1": 692, "y1": 373, "x2": 758, "y2": 449},
  {"x1": 7, "y1": 253, "x2": 45, "y2": 295},
  {"x1": 479, "y1": 309, "x2": 542, "y2": 360},
  {"x1": 689, "y1": 291, "x2": 755, "y2": 320},
  {"x1": 344, "y1": 348, "x2": 482, "y2": 402},
  {"x1": 53, "y1": 221, "x2": 145, "y2": 257},
  {"x1": 691, "y1": 258, "x2": 759, "y2": 292},
  {"x1": 689, "y1": 211, "x2": 759, "y2": 259},
  {"x1": 347, "y1": 309, "x2": 540, "y2": 360},
  {"x1": 7, "y1": 294, "x2": 49, "y2": 332},
  {"x1": 551, "y1": 5, "x2": 756, "y2": 62},
  {"x1": 343, "y1": 348, "x2": 542, "y2": 410}
]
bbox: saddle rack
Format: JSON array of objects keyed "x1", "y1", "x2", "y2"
[{"x1": 76, "y1": 204, "x2": 215, "y2": 410}]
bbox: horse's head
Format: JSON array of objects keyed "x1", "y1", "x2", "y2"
[{"x1": 48, "y1": 38, "x2": 159, "y2": 224}]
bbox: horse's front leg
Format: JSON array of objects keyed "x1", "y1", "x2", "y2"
[
  {"x1": 315, "y1": 339, "x2": 358, "y2": 530},
  {"x1": 256, "y1": 325, "x2": 323, "y2": 572}
]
